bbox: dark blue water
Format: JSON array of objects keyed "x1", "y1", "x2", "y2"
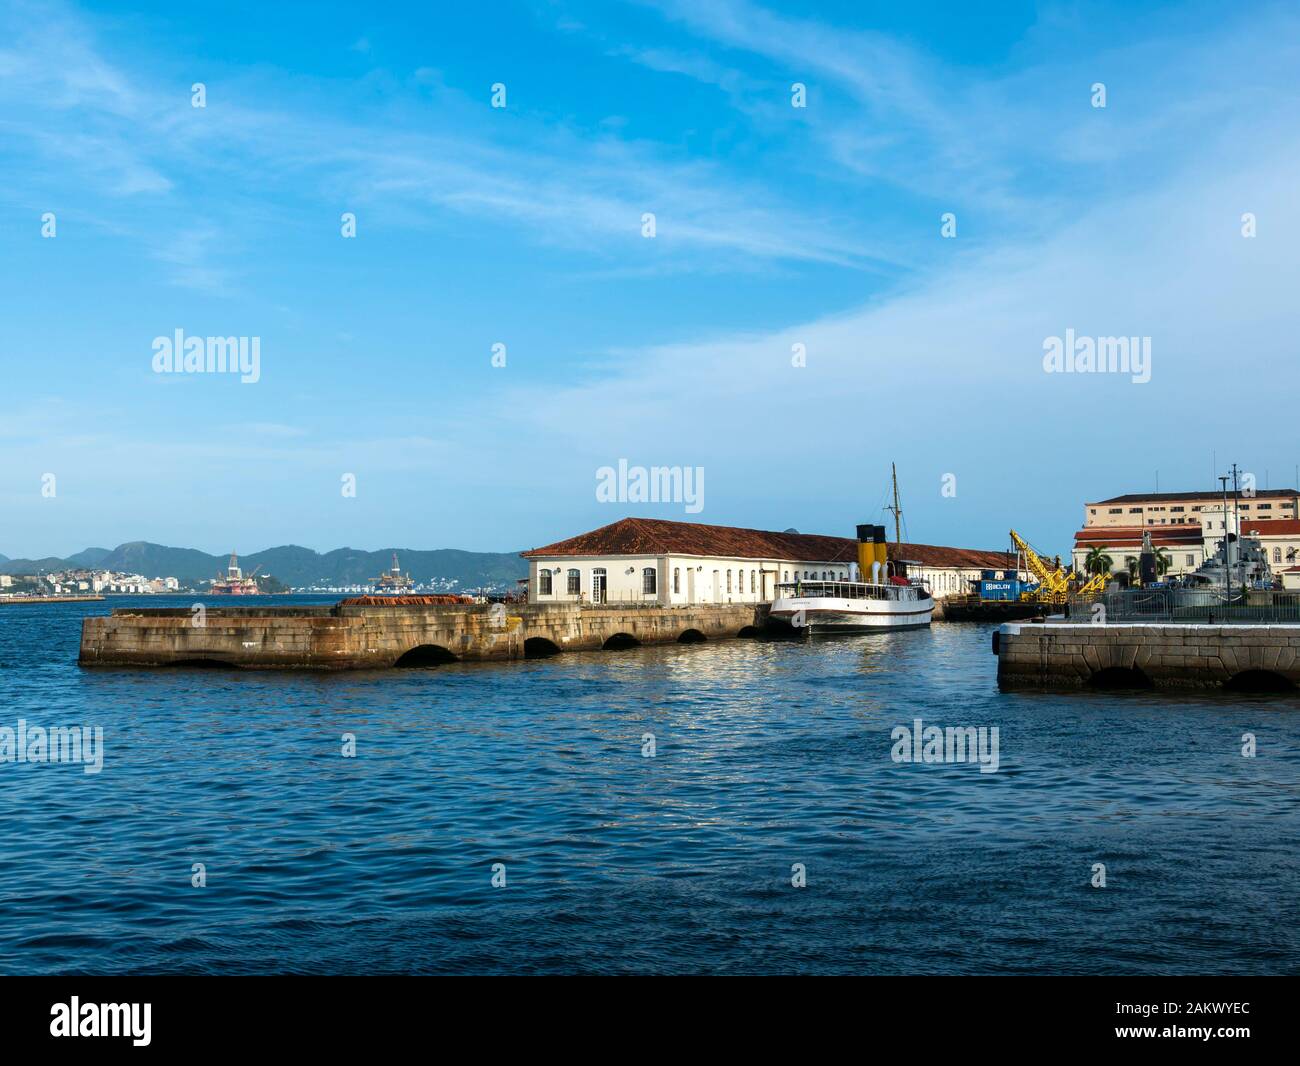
[{"x1": 1, "y1": 596, "x2": 1296, "y2": 974}]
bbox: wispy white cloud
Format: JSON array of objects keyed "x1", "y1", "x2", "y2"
[
  {"x1": 475, "y1": 62, "x2": 1300, "y2": 544},
  {"x1": 5, "y1": 0, "x2": 1298, "y2": 556},
  {"x1": 636, "y1": 0, "x2": 1300, "y2": 222},
  {"x1": 0, "y1": 0, "x2": 903, "y2": 285}
]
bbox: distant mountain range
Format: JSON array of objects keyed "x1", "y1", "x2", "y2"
[{"x1": 0, "y1": 542, "x2": 527, "y2": 590}]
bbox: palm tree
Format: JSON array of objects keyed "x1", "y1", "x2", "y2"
[
  {"x1": 1154, "y1": 546, "x2": 1171, "y2": 577},
  {"x1": 1125, "y1": 556, "x2": 1138, "y2": 579},
  {"x1": 1085, "y1": 545, "x2": 1114, "y2": 576}
]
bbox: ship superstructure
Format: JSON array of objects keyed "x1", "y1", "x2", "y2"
[
  {"x1": 370, "y1": 553, "x2": 415, "y2": 595},
  {"x1": 211, "y1": 552, "x2": 260, "y2": 595}
]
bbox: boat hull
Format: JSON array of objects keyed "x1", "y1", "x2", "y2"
[
  {"x1": 769, "y1": 596, "x2": 933, "y2": 633},
  {"x1": 939, "y1": 596, "x2": 1045, "y2": 622}
]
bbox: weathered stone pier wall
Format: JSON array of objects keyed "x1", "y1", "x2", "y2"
[
  {"x1": 79, "y1": 602, "x2": 771, "y2": 669},
  {"x1": 995, "y1": 621, "x2": 1300, "y2": 690}
]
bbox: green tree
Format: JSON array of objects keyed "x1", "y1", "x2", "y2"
[
  {"x1": 1153, "y1": 546, "x2": 1171, "y2": 577},
  {"x1": 1125, "y1": 556, "x2": 1138, "y2": 579},
  {"x1": 1085, "y1": 545, "x2": 1114, "y2": 576}
]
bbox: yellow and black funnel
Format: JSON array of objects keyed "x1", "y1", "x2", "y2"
[{"x1": 856, "y1": 524, "x2": 888, "y2": 582}]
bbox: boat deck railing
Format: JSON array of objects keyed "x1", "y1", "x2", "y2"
[{"x1": 775, "y1": 581, "x2": 924, "y2": 601}]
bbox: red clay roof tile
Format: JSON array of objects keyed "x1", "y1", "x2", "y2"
[
  {"x1": 1075, "y1": 526, "x2": 1204, "y2": 546},
  {"x1": 1240, "y1": 518, "x2": 1300, "y2": 535},
  {"x1": 522, "y1": 517, "x2": 1018, "y2": 570}
]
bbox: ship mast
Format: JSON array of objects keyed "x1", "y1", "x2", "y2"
[
  {"x1": 886, "y1": 462, "x2": 904, "y2": 578},
  {"x1": 888, "y1": 462, "x2": 903, "y2": 552}
]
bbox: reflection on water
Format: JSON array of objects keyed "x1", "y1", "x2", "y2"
[{"x1": 0, "y1": 596, "x2": 1296, "y2": 974}]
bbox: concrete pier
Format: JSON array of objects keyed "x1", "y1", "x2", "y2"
[
  {"x1": 995, "y1": 621, "x2": 1300, "y2": 690},
  {"x1": 79, "y1": 602, "x2": 771, "y2": 669}
]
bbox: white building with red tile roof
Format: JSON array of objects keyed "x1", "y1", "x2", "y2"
[
  {"x1": 1073, "y1": 524, "x2": 1206, "y2": 578},
  {"x1": 521, "y1": 518, "x2": 1024, "y2": 605}
]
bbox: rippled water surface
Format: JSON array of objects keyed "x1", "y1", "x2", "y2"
[{"x1": 1, "y1": 596, "x2": 1297, "y2": 974}]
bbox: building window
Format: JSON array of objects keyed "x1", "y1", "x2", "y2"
[
  {"x1": 1274, "y1": 548, "x2": 1283, "y2": 564},
  {"x1": 643, "y1": 567, "x2": 657, "y2": 595},
  {"x1": 1129, "y1": 507, "x2": 1142, "y2": 513},
  {"x1": 1186, "y1": 554, "x2": 1195, "y2": 566},
  {"x1": 673, "y1": 568, "x2": 681, "y2": 594},
  {"x1": 726, "y1": 570, "x2": 732, "y2": 593},
  {"x1": 1108, "y1": 508, "x2": 1122, "y2": 514},
  {"x1": 750, "y1": 570, "x2": 756, "y2": 593},
  {"x1": 567, "y1": 568, "x2": 580, "y2": 595},
  {"x1": 538, "y1": 570, "x2": 552, "y2": 595},
  {"x1": 783, "y1": 571, "x2": 789, "y2": 582}
]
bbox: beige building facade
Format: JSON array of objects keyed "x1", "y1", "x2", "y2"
[{"x1": 1083, "y1": 490, "x2": 1300, "y2": 530}]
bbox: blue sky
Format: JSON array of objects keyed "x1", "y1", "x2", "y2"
[{"x1": 2, "y1": 0, "x2": 1298, "y2": 558}]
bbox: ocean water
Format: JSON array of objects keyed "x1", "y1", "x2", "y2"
[{"x1": 0, "y1": 595, "x2": 1296, "y2": 975}]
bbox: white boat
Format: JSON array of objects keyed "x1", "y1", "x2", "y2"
[
  {"x1": 769, "y1": 466, "x2": 934, "y2": 633},
  {"x1": 770, "y1": 578, "x2": 933, "y2": 632}
]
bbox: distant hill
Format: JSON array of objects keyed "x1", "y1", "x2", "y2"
[
  {"x1": 1, "y1": 556, "x2": 68, "y2": 573},
  {"x1": 66, "y1": 547, "x2": 113, "y2": 567},
  {"x1": 0, "y1": 542, "x2": 526, "y2": 590},
  {"x1": 246, "y1": 545, "x2": 525, "y2": 589}
]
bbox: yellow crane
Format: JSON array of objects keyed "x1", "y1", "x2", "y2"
[
  {"x1": 1009, "y1": 529, "x2": 1065, "y2": 603},
  {"x1": 1075, "y1": 569, "x2": 1109, "y2": 597},
  {"x1": 1008, "y1": 528, "x2": 1107, "y2": 605}
]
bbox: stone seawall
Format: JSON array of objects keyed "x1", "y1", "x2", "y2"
[
  {"x1": 995, "y1": 622, "x2": 1300, "y2": 690},
  {"x1": 79, "y1": 602, "x2": 770, "y2": 669}
]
